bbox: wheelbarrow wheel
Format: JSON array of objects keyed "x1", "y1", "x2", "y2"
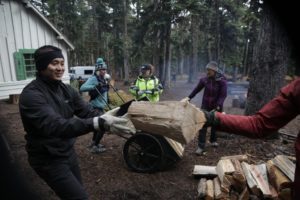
[{"x1": 123, "y1": 133, "x2": 163, "y2": 173}]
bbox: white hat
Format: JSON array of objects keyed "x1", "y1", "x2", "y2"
[{"x1": 206, "y1": 61, "x2": 219, "y2": 72}]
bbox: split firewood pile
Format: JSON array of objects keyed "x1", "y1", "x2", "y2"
[{"x1": 193, "y1": 154, "x2": 295, "y2": 200}]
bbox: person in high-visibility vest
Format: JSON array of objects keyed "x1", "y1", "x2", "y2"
[{"x1": 129, "y1": 64, "x2": 163, "y2": 102}]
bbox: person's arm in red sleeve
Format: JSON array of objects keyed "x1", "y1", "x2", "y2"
[{"x1": 216, "y1": 78, "x2": 300, "y2": 138}]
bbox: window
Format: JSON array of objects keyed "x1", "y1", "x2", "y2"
[
  {"x1": 84, "y1": 70, "x2": 93, "y2": 75},
  {"x1": 14, "y1": 49, "x2": 36, "y2": 80}
]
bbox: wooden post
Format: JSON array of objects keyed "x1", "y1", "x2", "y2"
[{"x1": 9, "y1": 94, "x2": 20, "y2": 104}]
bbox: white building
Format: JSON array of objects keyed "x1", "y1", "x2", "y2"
[{"x1": 0, "y1": 0, "x2": 74, "y2": 99}]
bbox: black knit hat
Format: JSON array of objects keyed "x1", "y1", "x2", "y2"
[
  {"x1": 34, "y1": 45, "x2": 64, "y2": 71},
  {"x1": 140, "y1": 64, "x2": 151, "y2": 71}
]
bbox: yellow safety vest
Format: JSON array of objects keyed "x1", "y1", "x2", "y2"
[{"x1": 129, "y1": 76, "x2": 162, "y2": 102}]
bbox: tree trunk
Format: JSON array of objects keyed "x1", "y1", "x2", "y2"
[
  {"x1": 214, "y1": 0, "x2": 221, "y2": 63},
  {"x1": 245, "y1": 4, "x2": 288, "y2": 115},
  {"x1": 164, "y1": 21, "x2": 172, "y2": 88},
  {"x1": 188, "y1": 14, "x2": 199, "y2": 83},
  {"x1": 123, "y1": 0, "x2": 129, "y2": 84}
]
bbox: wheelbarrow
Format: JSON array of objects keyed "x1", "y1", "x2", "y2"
[
  {"x1": 94, "y1": 82, "x2": 185, "y2": 173},
  {"x1": 114, "y1": 98, "x2": 184, "y2": 173}
]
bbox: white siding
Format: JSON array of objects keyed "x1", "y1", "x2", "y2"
[{"x1": 0, "y1": 0, "x2": 73, "y2": 100}]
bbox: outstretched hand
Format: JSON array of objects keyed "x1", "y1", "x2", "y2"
[
  {"x1": 180, "y1": 97, "x2": 190, "y2": 106},
  {"x1": 100, "y1": 115, "x2": 136, "y2": 134},
  {"x1": 202, "y1": 110, "x2": 220, "y2": 127}
]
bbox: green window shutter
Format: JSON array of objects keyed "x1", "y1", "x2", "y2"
[{"x1": 14, "y1": 52, "x2": 26, "y2": 80}]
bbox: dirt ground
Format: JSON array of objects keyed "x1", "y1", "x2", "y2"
[{"x1": 0, "y1": 78, "x2": 299, "y2": 200}]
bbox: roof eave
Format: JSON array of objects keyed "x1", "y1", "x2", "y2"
[{"x1": 22, "y1": 0, "x2": 75, "y2": 50}]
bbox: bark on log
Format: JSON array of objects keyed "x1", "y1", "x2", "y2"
[
  {"x1": 278, "y1": 188, "x2": 292, "y2": 200},
  {"x1": 206, "y1": 180, "x2": 214, "y2": 200},
  {"x1": 197, "y1": 178, "x2": 207, "y2": 199},
  {"x1": 266, "y1": 160, "x2": 291, "y2": 191},
  {"x1": 221, "y1": 174, "x2": 233, "y2": 193},
  {"x1": 272, "y1": 155, "x2": 295, "y2": 181},
  {"x1": 238, "y1": 187, "x2": 249, "y2": 200},
  {"x1": 231, "y1": 159, "x2": 247, "y2": 192},
  {"x1": 193, "y1": 165, "x2": 217, "y2": 178},
  {"x1": 128, "y1": 101, "x2": 206, "y2": 144}
]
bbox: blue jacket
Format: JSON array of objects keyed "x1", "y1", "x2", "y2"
[{"x1": 80, "y1": 75, "x2": 109, "y2": 110}]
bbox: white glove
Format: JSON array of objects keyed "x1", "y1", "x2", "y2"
[
  {"x1": 104, "y1": 73, "x2": 111, "y2": 81},
  {"x1": 104, "y1": 107, "x2": 120, "y2": 116},
  {"x1": 137, "y1": 90, "x2": 145, "y2": 96},
  {"x1": 93, "y1": 107, "x2": 136, "y2": 134},
  {"x1": 180, "y1": 97, "x2": 190, "y2": 106},
  {"x1": 180, "y1": 97, "x2": 190, "y2": 102},
  {"x1": 100, "y1": 115, "x2": 135, "y2": 134}
]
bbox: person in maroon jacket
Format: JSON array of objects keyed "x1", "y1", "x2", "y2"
[
  {"x1": 181, "y1": 61, "x2": 227, "y2": 155},
  {"x1": 204, "y1": 77, "x2": 300, "y2": 199}
]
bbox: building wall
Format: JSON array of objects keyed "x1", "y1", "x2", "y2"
[{"x1": 0, "y1": 0, "x2": 71, "y2": 99}]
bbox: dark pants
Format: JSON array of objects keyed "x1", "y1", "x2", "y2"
[
  {"x1": 92, "y1": 107, "x2": 105, "y2": 146},
  {"x1": 29, "y1": 153, "x2": 88, "y2": 200},
  {"x1": 198, "y1": 126, "x2": 217, "y2": 149},
  {"x1": 92, "y1": 130, "x2": 105, "y2": 146}
]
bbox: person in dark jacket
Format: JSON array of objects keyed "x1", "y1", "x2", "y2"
[
  {"x1": 19, "y1": 45, "x2": 134, "y2": 200},
  {"x1": 203, "y1": 77, "x2": 300, "y2": 199},
  {"x1": 181, "y1": 61, "x2": 227, "y2": 155}
]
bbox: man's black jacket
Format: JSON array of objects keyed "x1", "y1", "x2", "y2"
[{"x1": 19, "y1": 76, "x2": 100, "y2": 162}]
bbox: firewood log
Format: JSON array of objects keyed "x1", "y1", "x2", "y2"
[
  {"x1": 266, "y1": 160, "x2": 292, "y2": 191},
  {"x1": 197, "y1": 178, "x2": 207, "y2": 199},
  {"x1": 250, "y1": 163, "x2": 271, "y2": 198},
  {"x1": 272, "y1": 155, "x2": 295, "y2": 181},
  {"x1": 231, "y1": 159, "x2": 247, "y2": 192},
  {"x1": 216, "y1": 159, "x2": 235, "y2": 183},
  {"x1": 193, "y1": 165, "x2": 217, "y2": 179},
  {"x1": 128, "y1": 101, "x2": 206, "y2": 144},
  {"x1": 213, "y1": 177, "x2": 228, "y2": 199},
  {"x1": 205, "y1": 180, "x2": 214, "y2": 200},
  {"x1": 241, "y1": 162, "x2": 260, "y2": 196},
  {"x1": 220, "y1": 155, "x2": 248, "y2": 162}
]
